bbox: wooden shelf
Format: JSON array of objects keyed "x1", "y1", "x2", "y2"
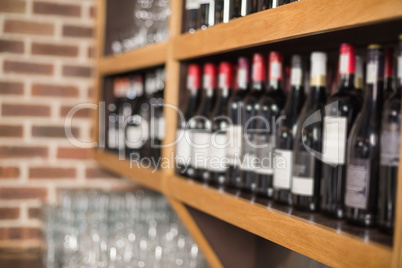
[
  {"x1": 172, "y1": 0, "x2": 402, "y2": 60},
  {"x1": 98, "y1": 41, "x2": 168, "y2": 76},
  {"x1": 94, "y1": 150, "x2": 164, "y2": 192},
  {"x1": 166, "y1": 176, "x2": 392, "y2": 268}
]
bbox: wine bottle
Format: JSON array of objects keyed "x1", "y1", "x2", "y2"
[
  {"x1": 260, "y1": 0, "x2": 271, "y2": 11},
  {"x1": 215, "y1": 0, "x2": 224, "y2": 24},
  {"x1": 150, "y1": 68, "x2": 165, "y2": 168},
  {"x1": 209, "y1": 62, "x2": 233, "y2": 185},
  {"x1": 384, "y1": 48, "x2": 395, "y2": 101},
  {"x1": 199, "y1": 0, "x2": 211, "y2": 30},
  {"x1": 378, "y1": 36, "x2": 402, "y2": 234},
  {"x1": 176, "y1": 64, "x2": 201, "y2": 177},
  {"x1": 354, "y1": 55, "x2": 364, "y2": 103},
  {"x1": 185, "y1": 0, "x2": 200, "y2": 33},
  {"x1": 226, "y1": 57, "x2": 250, "y2": 188},
  {"x1": 290, "y1": 52, "x2": 327, "y2": 210},
  {"x1": 345, "y1": 44, "x2": 384, "y2": 227},
  {"x1": 139, "y1": 72, "x2": 155, "y2": 160},
  {"x1": 320, "y1": 44, "x2": 362, "y2": 217},
  {"x1": 188, "y1": 63, "x2": 217, "y2": 182},
  {"x1": 230, "y1": 0, "x2": 242, "y2": 19},
  {"x1": 254, "y1": 52, "x2": 286, "y2": 196},
  {"x1": 240, "y1": 0, "x2": 258, "y2": 16},
  {"x1": 107, "y1": 78, "x2": 128, "y2": 152},
  {"x1": 240, "y1": 53, "x2": 266, "y2": 190},
  {"x1": 125, "y1": 75, "x2": 145, "y2": 160}
]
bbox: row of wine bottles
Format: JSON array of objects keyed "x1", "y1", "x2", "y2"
[
  {"x1": 184, "y1": 0, "x2": 298, "y2": 33},
  {"x1": 175, "y1": 35, "x2": 402, "y2": 234},
  {"x1": 106, "y1": 68, "x2": 166, "y2": 168}
]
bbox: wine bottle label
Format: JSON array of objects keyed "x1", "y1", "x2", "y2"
[
  {"x1": 118, "y1": 128, "x2": 125, "y2": 150},
  {"x1": 176, "y1": 129, "x2": 192, "y2": 166},
  {"x1": 255, "y1": 134, "x2": 275, "y2": 175},
  {"x1": 345, "y1": 159, "x2": 370, "y2": 209},
  {"x1": 398, "y1": 56, "x2": 402, "y2": 79},
  {"x1": 190, "y1": 131, "x2": 211, "y2": 169},
  {"x1": 150, "y1": 117, "x2": 156, "y2": 139},
  {"x1": 108, "y1": 128, "x2": 117, "y2": 149},
  {"x1": 310, "y1": 75, "x2": 326, "y2": 87},
  {"x1": 226, "y1": 125, "x2": 242, "y2": 166},
  {"x1": 292, "y1": 151, "x2": 314, "y2": 196},
  {"x1": 203, "y1": 74, "x2": 213, "y2": 89},
  {"x1": 381, "y1": 126, "x2": 400, "y2": 166},
  {"x1": 187, "y1": 75, "x2": 196, "y2": 90},
  {"x1": 223, "y1": 0, "x2": 230, "y2": 23},
  {"x1": 273, "y1": 149, "x2": 293, "y2": 189},
  {"x1": 186, "y1": 0, "x2": 200, "y2": 10},
  {"x1": 366, "y1": 62, "x2": 378, "y2": 84},
  {"x1": 198, "y1": 0, "x2": 210, "y2": 4},
  {"x1": 207, "y1": 133, "x2": 228, "y2": 172},
  {"x1": 290, "y1": 67, "x2": 302, "y2": 87},
  {"x1": 270, "y1": 62, "x2": 282, "y2": 80},
  {"x1": 238, "y1": 68, "x2": 247, "y2": 89},
  {"x1": 219, "y1": 73, "x2": 228, "y2": 89},
  {"x1": 125, "y1": 126, "x2": 143, "y2": 149},
  {"x1": 157, "y1": 117, "x2": 165, "y2": 140},
  {"x1": 241, "y1": 132, "x2": 258, "y2": 171},
  {"x1": 322, "y1": 116, "x2": 347, "y2": 164}
]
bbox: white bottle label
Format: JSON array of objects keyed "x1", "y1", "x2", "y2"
[
  {"x1": 176, "y1": 129, "x2": 192, "y2": 166},
  {"x1": 322, "y1": 116, "x2": 347, "y2": 164},
  {"x1": 190, "y1": 131, "x2": 211, "y2": 169},
  {"x1": 398, "y1": 56, "x2": 402, "y2": 79},
  {"x1": 292, "y1": 176, "x2": 313, "y2": 196},
  {"x1": 290, "y1": 67, "x2": 302, "y2": 87},
  {"x1": 238, "y1": 68, "x2": 247, "y2": 89},
  {"x1": 108, "y1": 128, "x2": 117, "y2": 148},
  {"x1": 207, "y1": 133, "x2": 228, "y2": 172},
  {"x1": 345, "y1": 159, "x2": 370, "y2": 209},
  {"x1": 226, "y1": 125, "x2": 242, "y2": 167},
  {"x1": 366, "y1": 62, "x2": 377, "y2": 84},
  {"x1": 157, "y1": 117, "x2": 165, "y2": 140},
  {"x1": 273, "y1": 149, "x2": 293, "y2": 189},
  {"x1": 186, "y1": 0, "x2": 200, "y2": 10},
  {"x1": 339, "y1": 54, "x2": 349, "y2": 74},
  {"x1": 126, "y1": 126, "x2": 143, "y2": 149},
  {"x1": 270, "y1": 62, "x2": 281, "y2": 80},
  {"x1": 381, "y1": 127, "x2": 400, "y2": 166}
]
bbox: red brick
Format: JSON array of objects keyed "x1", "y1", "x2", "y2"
[
  {"x1": 4, "y1": 60, "x2": 53, "y2": 75},
  {"x1": 86, "y1": 167, "x2": 117, "y2": 179},
  {"x1": 4, "y1": 19, "x2": 54, "y2": 36},
  {"x1": 0, "y1": 167, "x2": 20, "y2": 179},
  {"x1": 0, "y1": 146, "x2": 47, "y2": 159},
  {"x1": 0, "y1": 227, "x2": 42, "y2": 240},
  {"x1": 32, "y1": 125, "x2": 79, "y2": 138},
  {"x1": 0, "y1": 0, "x2": 26, "y2": 13},
  {"x1": 29, "y1": 167, "x2": 76, "y2": 179},
  {"x1": 0, "y1": 208, "x2": 19, "y2": 220},
  {"x1": 89, "y1": 6, "x2": 96, "y2": 18},
  {"x1": 62, "y1": 25, "x2": 93, "y2": 38},
  {"x1": 62, "y1": 65, "x2": 92, "y2": 78},
  {"x1": 57, "y1": 147, "x2": 93, "y2": 159},
  {"x1": 32, "y1": 83, "x2": 79, "y2": 97},
  {"x1": 0, "y1": 81, "x2": 24, "y2": 95},
  {"x1": 28, "y1": 207, "x2": 42, "y2": 219},
  {"x1": 0, "y1": 125, "x2": 23, "y2": 138},
  {"x1": 33, "y1": 1, "x2": 80, "y2": 17},
  {"x1": 0, "y1": 188, "x2": 47, "y2": 201},
  {"x1": 60, "y1": 105, "x2": 93, "y2": 118},
  {"x1": 0, "y1": 39, "x2": 24, "y2": 54},
  {"x1": 2, "y1": 104, "x2": 50, "y2": 117},
  {"x1": 31, "y1": 43, "x2": 78, "y2": 57}
]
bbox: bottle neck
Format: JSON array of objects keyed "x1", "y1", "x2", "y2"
[
  {"x1": 199, "y1": 87, "x2": 215, "y2": 116},
  {"x1": 339, "y1": 73, "x2": 355, "y2": 90}
]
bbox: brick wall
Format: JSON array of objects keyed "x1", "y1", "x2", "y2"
[{"x1": 0, "y1": 0, "x2": 135, "y2": 249}]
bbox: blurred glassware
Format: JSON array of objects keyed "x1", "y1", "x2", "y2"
[{"x1": 43, "y1": 189, "x2": 208, "y2": 268}]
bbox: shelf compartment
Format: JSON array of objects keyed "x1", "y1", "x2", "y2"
[
  {"x1": 172, "y1": 0, "x2": 402, "y2": 60},
  {"x1": 166, "y1": 175, "x2": 393, "y2": 268},
  {"x1": 94, "y1": 150, "x2": 164, "y2": 192},
  {"x1": 98, "y1": 42, "x2": 168, "y2": 75}
]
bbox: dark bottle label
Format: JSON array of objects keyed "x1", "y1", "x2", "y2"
[
  {"x1": 255, "y1": 134, "x2": 275, "y2": 175},
  {"x1": 381, "y1": 125, "x2": 400, "y2": 167},
  {"x1": 345, "y1": 159, "x2": 370, "y2": 209},
  {"x1": 291, "y1": 151, "x2": 314, "y2": 196}
]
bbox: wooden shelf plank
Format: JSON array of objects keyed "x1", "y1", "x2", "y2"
[
  {"x1": 168, "y1": 198, "x2": 224, "y2": 268},
  {"x1": 94, "y1": 150, "x2": 164, "y2": 192},
  {"x1": 99, "y1": 42, "x2": 168, "y2": 75},
  {"x1": 172, "y1": 0, "x2": 402, "y2": 60},
  {"x1": 166, "y1": 176, "x2": 392, "y2": 268}
]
